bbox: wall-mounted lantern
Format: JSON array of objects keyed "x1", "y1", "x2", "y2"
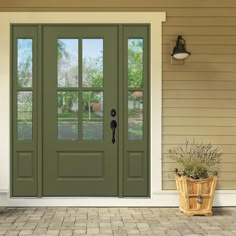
[{"x1": 171, "y1": 35, "x2": 191, "y2": 61}]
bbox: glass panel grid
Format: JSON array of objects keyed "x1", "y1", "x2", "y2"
[{"x1": 57, "y1": 38, "x2": 105, "y2": 141}]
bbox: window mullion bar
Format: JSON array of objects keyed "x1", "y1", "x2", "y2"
[
  {"x1": 37, "y1": 24, "x2": 43, "y2": 198},
  {"x1": 78, "y1": 38, "x2": 83, "y2": 140}
]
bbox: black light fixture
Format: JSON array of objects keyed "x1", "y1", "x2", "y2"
[{"x1": 171, "y1": 35, "x2": 191, "y2": 60}]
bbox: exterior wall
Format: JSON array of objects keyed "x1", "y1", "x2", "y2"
[
  {"x1": 161, "y1": 7, "x2": 236, "y2": 190},
  {"x1": 0, "y1": 0, "x2": 236, "y2": 205},
  {"x1": 0, "y1": 0, "x2": 236, "y2": 10}
]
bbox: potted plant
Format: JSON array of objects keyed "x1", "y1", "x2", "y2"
[{"x1": 168, "y1": 139, "x2": 222, "y2": 216}]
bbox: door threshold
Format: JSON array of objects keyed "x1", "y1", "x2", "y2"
[{"x1": 10, "y1": 196, "x2": 150, "y2": 199}]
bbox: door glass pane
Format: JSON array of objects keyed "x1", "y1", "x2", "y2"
[
  {"x1": 82, "y1": 91, "x2": 103, "y2": 140},
  {"x1": 58, "y1": 39, "x2": 79, "y2": 88},
  {"x1": 128, "y1": 91, "x2": 143, "y2": 140},
  {"x1": 17, "y1": 92, "x2": 32, "y2": 140},
  {"x1": 58, "y1": 91, "x2": 79, "y2": 140},
  {"x1": 17, "y1": 39, "x2": 32, "y2": 88},
  {"x1": 128, "y1": 39, "x2": 143, "y2": 88},
  {"x1": 82, "y1": 39, "x2": 103, "y2": 87}
]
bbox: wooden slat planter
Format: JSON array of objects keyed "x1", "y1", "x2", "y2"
[{"x1": 175, "y1": 174, "x2": 217, "y2": 216}]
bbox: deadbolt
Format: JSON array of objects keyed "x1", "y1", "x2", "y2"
[{"x1": 111, "y1": 109, "x2": 116, "y2": 117}]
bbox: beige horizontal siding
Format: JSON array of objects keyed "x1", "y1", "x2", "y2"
[
  {"x1": 163, "y1": 136, "x2": 236, "y2": 145},
  {"x1": 163, "y1": 117, "x2": 236, "y2": 126},
  {"x1": 163, "y1": 90, "x2": 236, "y2": 99},
  {"x1": 163, "y1": 36, "x2": 236, "y2": 45},
  {"x1": 161, "y1": 2, "x2": 236, "y2": 190},
  {"x1": 163, "y1": 81, "x2": 236, "y2": 90},
  {"x1": 1, "y1": 0, "x2": 236, "y2": 9},
  {"x1": 163, "y1": 99, "x2": 236, "y2": 108},
  {"x1": 163, "y1": 145, "x2": 236, "y2": 154},
  {"x1": 0, "y1": 7, "x2": 236, "y2": 16},
  {"x1": 163, "y1": 27, "x2": 236, "y2": 36},
  {"x1": 163, "y1": 72, "x2": 236, "y2": 81},
  {"x1": 162, "y1": 8, "x2": 236, "y2": 17},
  {"x1": 163, "y1": 153, "x2": 236, "y2": 162},
  {"x1": 163, "y1": 63, "x2": 236, "y2": 72},
  {"x1": 163, "y1": 108, "x2": 236, "y2": 118},
  {"x1": 163, "y1": 127, "x2": 236, "y2": 136},
  {"x1": 165, "y1": 17, "x2": 236, "y2": 26}
]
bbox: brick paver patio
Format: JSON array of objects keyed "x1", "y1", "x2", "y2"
[{"x1": 0, "y1": 207, "x2": 236, "y2": 235}]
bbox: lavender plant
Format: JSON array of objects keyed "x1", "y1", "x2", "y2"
[{"x1": 168, "y1": 139, "x2": 222, "y2": 179}]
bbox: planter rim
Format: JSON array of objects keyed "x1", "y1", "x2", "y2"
[{"x1": 175, "y1": 174, "x2": 217, "y2": 183}]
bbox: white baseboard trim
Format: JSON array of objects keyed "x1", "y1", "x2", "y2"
[
  {"x1": 0, "y1": 189, "x2": 9, "y2": 193},
  {"x1": 0, "y1": 191, "x2": 235, "y2": 207}
]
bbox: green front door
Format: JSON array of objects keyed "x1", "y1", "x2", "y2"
[
  {"x1": 11, "y1": 24, "x2": 149, "y2": 197},
  {"x1": 43, "y1": 25, "x2": 118, "y2": 196}
]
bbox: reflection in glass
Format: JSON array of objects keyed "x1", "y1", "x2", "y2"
[
  {"x1": 128, "y1": 91, "x2": 143, "y2": 140},
  {"x1": 128, "y1": 39, "x2": 143, "y2": 88},
  {"x1": 58, "y1": 92, "x2": 79, "y2": 140},
  {"x1": 17, "y1": 39, "x2": 32, "y2": 88},
  {"x1": 82, "y1": 92, "x2": 103, "y2": 140},
  {"x1": 82, "y1": 39, "x2": 103, "y2": 87},
  {"x1": 17, "y1": 92, "x2": 32, "y2": 140},
  {"x1": 58, "y1": 39, "x2": 79, "y2": 87}
]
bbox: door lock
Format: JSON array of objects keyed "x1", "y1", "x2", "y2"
[{"x1": 111, "y1": 109, "x2": 116, "y2": 117}]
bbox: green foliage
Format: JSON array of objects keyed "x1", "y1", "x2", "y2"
[
  {"x1": 128, "y1": 123, "x2": 143, "y2": 137},
  {"x1": 128, "y1": 39, "x2": 143, "y2": 87},
  {"x1": 169, "y1": 139, "x2": 222, "y2": 179},
  {"x1": 17, "y1": 56, "x2": 32, "y2": 87},
  {"x1": 128, "y1": 109, "x2": 137, "y2": 117},
  {"x1": 57, "y1": 39, "x2": 78, "y2": 87},
  {"x1": 83, "y1": 56, "x2": 103, "y2": 87},
  {"x1": 57, "y1": 92, "x2": 78, "y2": 113},
  {"x1": 57, "y1": 40, "x2": 69, "y2": 61},
  {"x1": 17, "y1": 39, "x2": 32, "y2": 87}
]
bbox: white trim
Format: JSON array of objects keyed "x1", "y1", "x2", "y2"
[
  {"x1": 0, "y1": 191, "x2": 235, "y2": 207},
  {"x1": 0, "y1": 189, "x2": 8, "y2": 193}
]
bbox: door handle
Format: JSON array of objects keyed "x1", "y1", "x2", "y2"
[{"x1": 110, "y1": 120, "x2": 117, "y2": 144}]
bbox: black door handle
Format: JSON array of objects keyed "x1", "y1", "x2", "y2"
[{"x1": 110, "y1": 120, "x2": 117, "y2": 144}]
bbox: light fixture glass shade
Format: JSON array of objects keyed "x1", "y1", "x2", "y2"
[
  {"x1": 172, "y1": 52, "x2": 190, "y2": 60},
  {"x1": 171, "y1": 35, "x2": 191, "y2": 60}
]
